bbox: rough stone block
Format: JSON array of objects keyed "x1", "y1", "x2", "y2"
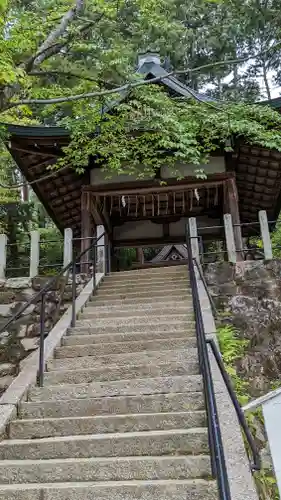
[
  {"x1": 5, "y1": 278, "x2": 31, "y2": 289},
  {"x1": 0, "y1": 364, "x2": 15, "y2": 377}
]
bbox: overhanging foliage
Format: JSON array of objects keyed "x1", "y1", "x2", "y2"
[{"x1": 57, "y1": 85, "x2": 281, "y2": 178}]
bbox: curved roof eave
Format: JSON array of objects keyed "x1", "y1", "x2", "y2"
[{"x1": 2, "y1": 123, "x2": 69, "y2": 137}]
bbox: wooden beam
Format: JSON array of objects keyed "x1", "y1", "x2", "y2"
[
  {"x1": 28, "y1": 158, "x2": 57, "y2": 171},
  {"x1": 84, "y1": 180, "x2": 226, "y2": 197},
  {"x1": 113, "y1": 232, "x2": 224, "y2": 248},
  {"x1": 90, "y1": 196, "x2": 111, "y2": 234},
  {"x1": 10, "y1": 143, "x2": 61, "y2": 158},
  {"x1": 84, "y1": 172, "x2": 231, "y2": 194}
]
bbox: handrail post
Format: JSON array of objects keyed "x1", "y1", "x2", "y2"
[
  {"x1": 38, "y1": 292, "x2": 46, "y2": 387},
  {"x1": 0, "y1": 234, "x2": 7, "y2": 279},
  {"x1": 71, "y1": 257, "x2": 76, "y2": 328},
  {"x1": 224, "y1": 214, "x2": 237, "y2": 264},
  {"x1": 259, "y1": 210, "x2": 273, "y2": 261},
  {"x1": 106, "y1": 236, "x2": 111, "y2": 275},
  {"x1": 63, "y1": 228, "x2": 73, "y2": 270},
  {"x1": 188, "y1": 217, "x2": 200, "y2": 261},
  {"x1": 97, "y1": 225, "x2": 105, "y2": 275},
  {"x1": 0, "y1": 231, "x2": 107, "y2": 339},
  {"x1": 193, "y1": 258, "x2": 217, "y2": 318},
  {"x1": 30, "y1": 230, "x2": 40, "y2": 278},
  {"x1": 92, "y1": 240, "x2": 97, "y2": 293}
]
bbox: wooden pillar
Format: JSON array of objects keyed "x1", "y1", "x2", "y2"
[
  {"x1": 81, "y1": 191, "x2": 92, "y2": 274},
  {"x1": 224, "y1": 178, "x2": 243, "y2": 261}
]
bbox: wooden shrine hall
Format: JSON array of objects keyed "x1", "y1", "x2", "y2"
[{"x1": 4, "y1": 53, "x2": 281, "y2": 260}]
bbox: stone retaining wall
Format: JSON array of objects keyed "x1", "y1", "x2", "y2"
[{"x1": 0, "y1": 275, "x2": 88, "y2": 395}]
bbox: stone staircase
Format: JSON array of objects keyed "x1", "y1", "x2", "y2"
[{"x1": 0, "y1": 265, "x2": 217, "y2": 499}]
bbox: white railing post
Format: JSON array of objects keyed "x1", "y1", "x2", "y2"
[
  {"x1": 262, "y1": 395, "x2": 281, "y2": 496},
  {"x1": 96, "y1": 225, "x2": 105, "y2": 274},
  {"x1": 30, "y1": 230, "x2": 40, "y2": 278},
  {"x1": 224, "y1": 213, "x2": 237, "y2": 264},
  {"x1": 243, "y1": 388, "x2": 281, "y2": 497},
  {"x1": 0, "y1": 234, "x2": 7, "y2": 279},
  {"x1": 259, "y1": 210, "x2": 273, "y2": 260},
  {"x1": 63, "y1": 228, "x2": 73, "y2": 269},
  {"x1": 188, "y1": 217, "x2": 200, "y2": 261}
]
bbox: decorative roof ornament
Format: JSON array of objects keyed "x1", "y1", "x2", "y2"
[{"x1": 137, "y1": 51, "x2": 162, "y2": 71}]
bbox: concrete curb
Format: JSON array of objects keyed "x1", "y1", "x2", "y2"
[{"x1": 0, "y1": 273, "x2": 104, "y2": 438}]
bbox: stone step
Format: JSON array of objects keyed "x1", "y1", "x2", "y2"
[
  {"x1": 92, "y1": 293, "x2": 192, "y2": 306},
  {"x1": 0, "y1": 479, "x2": 217, "y2": 500},
  {"x1": 87, "y1": 295, "x2": 192, "y2": 312},
  {"x1": 0, "y1": 455, "x2": 211, "y2": 484},
  {"x1": 86, "y1": 299, "x2": 193, "y2": 311},
  {"x1": 19, "y1": 392, "x2": 205, "y2": 419},
  {"x1": 47, "y1": 349, "x2": 198, "y2": 372},
  {"x1": 55, "y1": 337, "x2": 195, "y2": 358},
  {"x1": 108, "y1": 266, "x2": 188, "y2": 278},
  {"x1": 62, "y1": 329, "x2": 195, "y2": 346},
  {"x1": 42, "y1": 360, "x2": 199, "y2": 385},
  {"x1": 80, "y1": 305, "x2": 193, "y2": 319},
  {"x1": 101, "y1": 278, "x2": 189, "y2": 290},
  {"x1": 71, "y1": 320, "x2": 194, "y2": 335},
  {"x1": 0, "y1": 428, "x2": 209, "y2": 460},
  {"x1": 28, "y1": 375, "x2": 203, "y2": 402},
  {"x1": 75, "y1": 314, "x2": 193, "y2": 329},
  {"x1": 9, "y1": 411, "x2": 206, "y2": 439},
  {"x1": 106, "y1": 270, "x2": 189, "y2": 282},
  {"x1": 95, "y1": 288, "x2": 190, "y2": 300}
]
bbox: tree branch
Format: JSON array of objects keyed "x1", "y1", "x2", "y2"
[
  {"x1": 0, "y1": 165, "x2": 70, "y2": 190},
  {"x1": 6, "y1": 41, "x2": 281, "y2": 110},
  {"x1": 29, "y1": 70, "x2": 99, "y2": 83},
  {"x1": 30, "y1": 0, "x2": 85, "y2": 69}
]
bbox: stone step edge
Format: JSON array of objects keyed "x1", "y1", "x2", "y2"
[
  {"x1": 85, "y1": 302, "x2": 193, "y2": 310},
  {"x1": 47, "y1": 350, "x2": 198, "y2": 369},
  {"x1": 57, "y1": 336, "x2": 196, "y2": 350},
  {"x1": 0, "y1": 478, "x2": 215, "y2": 491},
  {"x1": 19, "y1": 391, "x2": 203, "y2": 410},
  {"x1": 69, "y1": 323, "x2": 195, "y2": 332},
  {"x1": 77, "y1": 314, "x2": 194, "y2": 321},
  {"x1": 29, "y1": 374, "x2": 202, "y2": 394},
  {"x1": 65, "y1": 331, "x2": 195, "y2": 339},
  {"x1": 10, "y1": 410, "x2": 205, "y2": 426},
  {"x1": 64, "y1": 331, "x2": 195, "y2": 340},
  {"x1": 95, "y1": 289, "x2": 190, "y2": 297},
  {"x1": 102, "y1": 278, "x2": 190, "y2": 285},
  {"x1": 41, "y1": 361, "x2": 199, "y2": 382},
  {"x1": 0, "y1": 427, "x2": 207, "y2": 446},
  {"x1": 0, "y1": 454, "x2": 210, "y2": 467}
]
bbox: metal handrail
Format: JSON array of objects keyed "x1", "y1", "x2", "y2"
[
  {"x1": 186, "y1": 229, "x2": 231, "y2": 499},
  {"x1": 186, "y1": 229, "x2": 260, "y2": 498},
  {"x1": 0, "y1": 232, "x2": 107, "y2": 387},
  {"x1": 193, "y1": 257, "x2": 217, "y2": 318},
  {"x1": 207, "y1": 338, "x2": 261, "y2": 472}
]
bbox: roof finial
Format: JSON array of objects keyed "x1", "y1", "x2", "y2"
[{"x1": 137, "y1": 51, "x2": 161, "y2": 70}]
